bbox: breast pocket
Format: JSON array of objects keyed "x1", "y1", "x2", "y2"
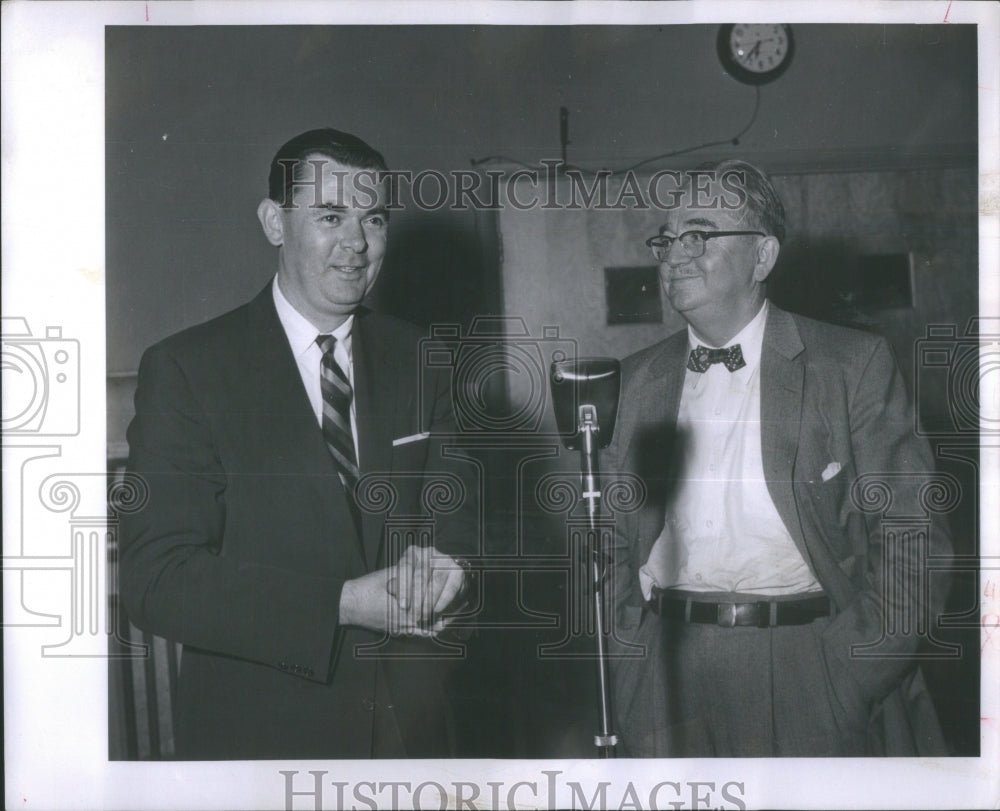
[
  {"x1": 809, "y1": 458, "x2": 853, "y2": 523},
  {"x1": 390, "y1": 433, "x2": 431, "y2": 474},
  {"x1": 800, "y1": 457, "x2": 864, "y2": 570}
]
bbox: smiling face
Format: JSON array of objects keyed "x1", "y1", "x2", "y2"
[
  {"x1": 658, "y1": 182, "x2": 779, "y2": 346},
  {"x1": 258, "y1": 156, "x2": 388, "y2": 331}
]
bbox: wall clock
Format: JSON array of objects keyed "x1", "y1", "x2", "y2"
[{"x1": 717, "y1": 24, "x2": 794, "y2": 85}]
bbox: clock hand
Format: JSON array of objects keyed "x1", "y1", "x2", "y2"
[{"x1": 745, "y1": 40, "x2": 762, "y2": 62}]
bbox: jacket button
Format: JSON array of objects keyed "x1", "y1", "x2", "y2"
[{"x1": 278, "y1": 661, "x2": 288, "y2": 671}]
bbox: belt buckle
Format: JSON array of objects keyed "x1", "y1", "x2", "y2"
[{"x1": 717, "y1": 602, "x2": 738, "y2": 628}]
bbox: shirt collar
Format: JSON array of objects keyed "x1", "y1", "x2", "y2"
[
  {"x1": 687, "y1": 299, "x2": 769, "y2": 372},
  {"x1": 272, "y1": 275, "x2": 354, "y2": 360}
]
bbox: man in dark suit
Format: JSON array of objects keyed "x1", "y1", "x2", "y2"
[
  {"x1": 120, "y1": 128, "x2": 478, "y2": 759},
  {"x1": 605, "y1": 161, "x2": 950, "y2": 757}
]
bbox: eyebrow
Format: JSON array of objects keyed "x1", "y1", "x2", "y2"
[
  {"x1": 312, "y1": 202, "x2": 390, "y2": 219},
  {"x1": 679, "y1": 217, "x2": 719, "y2": 230},
  {"x1": 660, "y1": 216, "x2": 720, "y2": 236}
]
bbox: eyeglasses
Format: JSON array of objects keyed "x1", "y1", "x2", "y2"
[{"x1": 645, "y1": 230, "x2": 765, "y2": 261}]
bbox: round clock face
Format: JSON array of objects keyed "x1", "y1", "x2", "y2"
[{"x1": 718, "y1": 24, "x2": 794, "y2": 85}]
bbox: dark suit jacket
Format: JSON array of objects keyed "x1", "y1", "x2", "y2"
[
  {"x1": 120, "y1": 283, "x2": 479, "y2": 759},
  {"x1": 604, "y1": 304, "x2": 951, "y2": 755}
]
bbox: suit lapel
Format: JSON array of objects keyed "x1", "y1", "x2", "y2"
[
  {"x1": 353, "y1": 311, "x2": 395, "y2": 568},
  {"x1": 759, "y1": 305, "x2": 811, "y2": 561},
  {"x1": 619, "y1": 331, "x2": 687, "y2": 559},
  {"x1": 245, "y1": 286, "x2": 332, "y2": 475},
  {"x1": 620, "y1": 330, "x2": 686, "y2": 468},
  {"x1": 245, "y1": 284, "x2": 369, "y2": 568}
]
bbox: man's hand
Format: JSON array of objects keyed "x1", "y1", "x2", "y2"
[
  {"x1": 388, "y1": 545, "x2": 466, "y2": 630},
  {"x1": 338, "y1": 545, "x2": 467, "y2": 636}
]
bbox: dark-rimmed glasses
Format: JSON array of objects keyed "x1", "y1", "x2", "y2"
[{"x1": 645, "y1": 230, "x2": 765, "y2": 261}]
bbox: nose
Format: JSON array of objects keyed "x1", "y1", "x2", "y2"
[
  {"x1": 664, "y1": 238, "x2": 691, "y2": 267},
  {"x1": 340, "y1": 218, "x2": 368, "y2": 253}
]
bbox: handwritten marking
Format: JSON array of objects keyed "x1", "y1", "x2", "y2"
[{"x1": 982, "y1": 613, "x2": 999, "y2": 654}]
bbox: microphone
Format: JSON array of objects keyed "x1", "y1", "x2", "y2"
[
  {"x1": 549, "y1": 356, "x2": 623, "y2": 757},
  {"x1": 550, "y1": 358, "x2": 621, "y2": 450}
]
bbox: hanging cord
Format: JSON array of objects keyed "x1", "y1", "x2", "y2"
[{"x1": 470, "y1": 86, "x2": 761, "y2": 176}]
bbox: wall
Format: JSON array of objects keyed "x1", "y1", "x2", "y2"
[
  {"x1": 497, "y1": 167, "x2": 978, "y2": 386},
  {"x1": 105, "y1": 24, "x2": 978, "y2": 374}
]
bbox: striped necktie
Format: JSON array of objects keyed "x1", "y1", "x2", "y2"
[{"x1": 316, "y1": 334, "x2": 360, "y2": 493}]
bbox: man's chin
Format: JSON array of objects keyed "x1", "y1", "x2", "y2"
[
  {"x1": 321, "y1": 283, "x2": 370, "y2": 307},
  {"x1": 324, "y1": 298, "x2": 364, "y2": 315},
  {"x1": 666, "y1": 291, "x2": 702, "y2": 314}
]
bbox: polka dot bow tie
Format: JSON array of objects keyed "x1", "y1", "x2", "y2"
[{"x1": 686, "y1": 344, "x2": 746, "y2": 373}]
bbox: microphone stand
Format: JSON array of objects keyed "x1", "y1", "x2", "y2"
[{"x1": 577, "y1": 404, "x2": 618, "y2": 758}]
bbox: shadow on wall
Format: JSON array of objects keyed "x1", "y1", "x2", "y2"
[{"x1": 372, "y1": 211, "x2": 493, "y2": 330}]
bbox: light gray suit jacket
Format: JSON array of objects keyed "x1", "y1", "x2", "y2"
[{"x1": 604, "y1": 304, "x2": 951, "y2": 756}]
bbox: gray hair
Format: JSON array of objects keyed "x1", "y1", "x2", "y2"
[{"x1": 694, "y1": 159, "x2": 785, "y2": 242}]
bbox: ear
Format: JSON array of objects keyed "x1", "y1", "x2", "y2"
[
  {"x1": 752, "y1": 236, "x2": 780, "y2": 283},
  {"x1": 257, "y1": 198, "x2": 285, "y2": 247}
]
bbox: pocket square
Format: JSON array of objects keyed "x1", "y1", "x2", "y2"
[
  {"x1": 821, "y1": 461, "x2": 842, "y2": 482},
  {"x1": 392, "y1": 432, "x2": 431, "y2": 447}
]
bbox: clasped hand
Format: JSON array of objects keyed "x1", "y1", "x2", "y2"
[
  {"x1": 386, "y1": 545, "x2": 467, "y2": 636},
  {"x1": 339, "y1": 545, "x2": 467, "y2": 637}
]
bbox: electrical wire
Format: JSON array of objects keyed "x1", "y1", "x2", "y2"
[
  {"x1": 469, "y1": 155, "x2": 545, "y2": 171},
  {"x1": 470, "y1": 85, "x2": 761, "y2": 177}
]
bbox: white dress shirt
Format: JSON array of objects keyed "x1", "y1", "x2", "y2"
[
  {"x1": 639, "y1": 301, "x2": 820, "y2": 598},
  {"x1": 272, "y1": 277, "x2": 360, "y2": 462}
]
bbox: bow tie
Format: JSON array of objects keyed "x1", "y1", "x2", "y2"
[{"x1": 687, "y1": 344, "x2": 746, "y2": 373}]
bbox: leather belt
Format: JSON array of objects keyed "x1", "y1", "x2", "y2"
[{"x1": 650, "y1": 591, "x2": 832, "y2": 628}]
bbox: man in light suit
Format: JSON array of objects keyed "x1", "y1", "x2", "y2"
[
  {"x1": 120, "y1": 128, "x2": 478, "y2": 759},
  {"x1": 605, "y1": 161, "x2": 950, "y2": 757}
]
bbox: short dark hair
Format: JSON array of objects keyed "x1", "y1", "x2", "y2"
[
  {"x1": 267, "y1": 128, "x2": 388, "y2": 206},
  {"x1": 695, "y1": 159, "x2": 786, "y2": 243}
]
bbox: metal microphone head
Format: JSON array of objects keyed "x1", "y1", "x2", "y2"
[{"x1": 550, "y1": 358, "x2": 621, "y2": 450}]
